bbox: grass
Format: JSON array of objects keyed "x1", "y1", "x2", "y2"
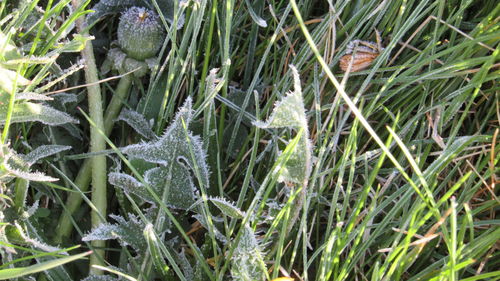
[{"x1": 0, "y1": 0, "x2": 498, "y2": 280}]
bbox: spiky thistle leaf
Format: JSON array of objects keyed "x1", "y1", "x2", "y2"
[
  {"x1": 82, "y1": 214, "x2": 147, "y2": 255},
  {"x1": 117, "y1": 108, "x2": 156, "y2": 140},
  {"x1": 0, "y1": 101, "x2": 79, "y2": 126},
  {"x1": 108, "y1": 172, "x2": 155, "y2": 203},
  {"x1": 208, "y1": 197, "x2": 246, "y2": 219},
  {"x1": 230, "y1": 225, "x2": 267, "y2": 281},
  {"x1": 254, "y1": 65, "x2": 312, "y2": 184},
  {"x1": 0, "y1": 144, "x2": 62, "y2": 182},
  {"x1": 120, "y1": 97, "x2": 209, "y2": 210},
  {"x1": 22, "y1": 145, "x2": 71, "y2": 166}
]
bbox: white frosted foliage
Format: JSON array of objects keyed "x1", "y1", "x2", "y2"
[
  {"x1": 117, "y1": 97, "x2": 209, "y2": 210},
  {"x1": 6, "y1": 166, "x2": 59, "y2": 182},
  {"x1": 253, "y1": 67, "x2": 306, "y2": 129},
  {"x1": 87, "y1": 0, "x2": 184, "y2": 29},
  {"x1": 209, "y1": 197, "x2": 246, "y2": 219},
  {"x1": 277, "y1": 132, "x2": 312, "y2": 184},
  {"x1": 0, "y1": 101, "x2": 79, "y2": 125},
  {"x1": 81, "y1": 275, "x2": 120, "y2": 281},
  {"x1": 22, "y1": 145, "x2": 71, "y2": 166},
  {"x1": 82, "y1": 214, "x2": 147, "y2": 254},
  {"x1": 108, "y1": 171, "x2": 157, "y2": 203},
  {"x1": 254, "y1": 65, "x2": 312, "y2": 184},
  {"x1": 15, "y1": 92, "x2": 54, "y2": 101},
  {"x1": 230, "y1": 225, "x2": 267, "y2": 281},
  {"x1": 117, "y1": 108, "x2": 156, "y2": 140}
]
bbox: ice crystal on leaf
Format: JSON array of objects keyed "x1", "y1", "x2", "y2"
[
  {"x1": 144, "y1": 165, "x2": 199, "y2": 209},
  {"x1": 108, "y1": 172, "x2": 152, "y2": 202},
  {"x1": 254, "y1": 65, "x2": 312, "y2": 184},
  {"x1": 230, "y1": 225, "x2": 267, "y2": 281},
  {"x1": 107, "y1": 97, "x2": 209, "y2": 208},
  {"x1": 117, "y1": 6, "x2": 166, "y2": 61},
  {"x1": 117, "y1": 108, "x2": 156, "y2": 140},
  {"x1": 94, "y1": 98, "x2": 209, "y2": 278},
  {"x1": 82, "y1": 214, "x2": 147, "y2": 254},
  {"x1": 0, "y1": 97, "x2": 79, "y2": 126},
  {"x1": 21, "y1": 145, "x2": 71, "y2": 166},
  {"x1": 208, "y1": 196, "x2": 246, "y2": 219},
  {"x1": 119, "y1": 97, "x2": 209, "y2": 210},
  {"x1": 15, "y1": 92, "x2": 54, "y2": 101},
  {"x1": 0, "y1": 144, "x2": 70, "y2": 183}
]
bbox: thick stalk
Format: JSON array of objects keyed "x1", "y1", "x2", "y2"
[
  {"x1": 71, "y1": 0, "x2": 107, "y2": 274},
  {"x1": 54, "y1": 75, "x2": 133, "y2": 245}
]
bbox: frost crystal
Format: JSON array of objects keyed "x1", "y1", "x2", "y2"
[
  {"x1": 117, "y1": 108, "x2": 157, "y2": 140},
  {"x1": 230, "y1": 225, "x2": 267, "y2": 281},
  {"x1": 118, "y1": 7, "x2": 165, "y2": 60},
  {"x1": 0, "y1": 101, "x2": 79, "y2": 126},
  {"x1": 253, "y1": 65, "x2": 312, "y2": 184},
  {"x1": 82, "y1": 214, "x2": 147, "y2": 254},
  {"x1": 208, "y1": 196, "x2": 246, "y2": 219},
  {"x1": 22, "y1": 145, "x2": 71, "y2": 166},
  {"x1": 117, "y1": 97, "x2": 209, "y2": 209}
]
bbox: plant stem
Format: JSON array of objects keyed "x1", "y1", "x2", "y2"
[
  {"x1": 71, "y1": 0, "x2": 107, "y2": 274},
  {"x1": 54, "y1": 74, "x2": 133, "y2": 245},
  {"x1": 102, "y1": 74, "x2": 133, "y2": 131}
]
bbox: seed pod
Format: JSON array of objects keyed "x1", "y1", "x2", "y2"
[{"x1": 117, "y1": 7, "x2": 165, "y2": 61}]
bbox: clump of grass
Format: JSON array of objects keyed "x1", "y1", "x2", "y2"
[{"x1": 0, "y1": 0, "x2": 498, "y2": 280}]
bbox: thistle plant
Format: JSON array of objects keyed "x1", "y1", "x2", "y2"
[
  {"x1": 82, "y1": 97, "x2": 213, "y2": 280},
  {"x1": 55, "y1": 0, "x2": 178, "y2": 249}
]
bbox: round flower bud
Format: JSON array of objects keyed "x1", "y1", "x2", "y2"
[{"x1": 117, "y1": 7, "x2": 165, "y2": 61}]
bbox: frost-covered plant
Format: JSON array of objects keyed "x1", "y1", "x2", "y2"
[
  {"x1": 113, "y1": 97, "x2": 209, "y2": 209},
  {"x1": 118, "y1": 7, "x2": 165, "y2": 61},
  {"x1": 87, "y1": 0, "x2": 184, "y2": 29},
  {"x1": 230, "y1": 225, "x2": 267, "y2": 281},
  {"x1": 106, "y1": 6, "x2": 166, "y2": 77},
  {"x1": 0, "y1": 2, "x2": 95, "y2": 278},
  {"x1": 55, "y1": 0, "x2": 182, "y2": 247},
  {"x1": 89, "y1": 0, "x2": 183, "y2": 77},
  {"x1": 254, "y1": 65, "x2": 312, "y2": 234},
  {"x1": 83, "y1": 98, "x2": 212, "y2": 279}
]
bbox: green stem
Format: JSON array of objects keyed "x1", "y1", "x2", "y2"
[
  {"x1": 71, "y1": 0, "x2": 107, "y2": 274},
  {"x1": 54, "y1": 74, "x2": 133, "y2": 245},
  {"x1": 102, "y1": 74, "x2": 133, "y2": 132}
]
